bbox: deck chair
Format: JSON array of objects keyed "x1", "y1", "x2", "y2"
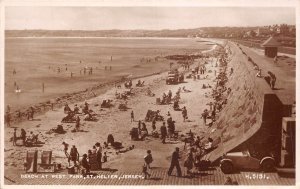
[
  {"x1": 37, "y1": 151, "x2": 56, "y2": 173},
  {"x1": 25, "y1": 150, "x2": 38, "y2": 173}
]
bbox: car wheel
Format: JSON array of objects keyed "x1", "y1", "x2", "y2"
[
  {"x1": 261, "y1": 159, "x2": 275, "y2": 172},
  {"x1": 220, "y1": 161, "x2": 234, "y2": 174}
]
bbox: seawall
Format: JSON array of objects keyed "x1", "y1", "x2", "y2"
[{"x1": 206, "y1": 41, "x2": 291, "y2": 164}]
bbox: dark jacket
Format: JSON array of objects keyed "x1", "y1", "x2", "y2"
[
  {"x1": 81, "y1": 157, "x2": 90, "y2": 169},
  {"x1": 160, "y1": 126, "x2": 167, "y2": 136},
  {"x1": 171, "y1": 151, "x2": 180, "y2": 164}
]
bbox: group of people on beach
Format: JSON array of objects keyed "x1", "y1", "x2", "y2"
[
  {"x1": 12, "y1": 128, "x2": 38, "y2": 147},
  {"x1": 62, "y1": 141, "x2": 109, "y2": 174}
]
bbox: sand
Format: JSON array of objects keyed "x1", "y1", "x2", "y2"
[{"x1": 4, "y1": 40, "x2": 223, "y2": 177}]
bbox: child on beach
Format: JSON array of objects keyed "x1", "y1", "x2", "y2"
[
  {"x1": 142, "y1": 163, "x2": 151, "y2": 179},
  {"x1": 144, "y1": 150, "x2": 153, "y2": 169}
]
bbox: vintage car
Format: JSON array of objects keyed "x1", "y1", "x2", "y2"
[
  {"x1": 166, "y1": 69, "x2": 182, "y2": 85},
  {"x1": 166, "y1": 73, "x2": 178, "y2": 84},
  {"x1": 220, "y1": 150, "x2": 275, "y2": 174}
]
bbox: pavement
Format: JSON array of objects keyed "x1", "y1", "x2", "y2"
[{"x1": 236, "y1": 43, "x2": 295, "y2": 105}]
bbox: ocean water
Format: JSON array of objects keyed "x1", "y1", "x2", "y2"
[{"x1": 5, "y1": 37, "x2": 213, "y2": 110}]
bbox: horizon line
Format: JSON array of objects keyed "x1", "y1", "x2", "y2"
[{"x1": 5, "y1": 24, "x2": 295, "y2": 31}]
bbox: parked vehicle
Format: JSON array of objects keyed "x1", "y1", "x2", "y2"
[
  {"x1": 166, "y1": 69, "x2": 183, "y2": 84},
  {"x1": 220, "y1": 150, "x2": 275, "y2": 174}
]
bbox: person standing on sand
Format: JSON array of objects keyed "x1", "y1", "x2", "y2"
[
  {"x1": 168, "y1": 147, "x2": 182, "y2": 177},
  {"x1": 182, "y1": 106, "x2": 187, "y2": 122},
  {"x1": 28, "y1": 106, "x2": 34, "y2": 120},
  {"x1": 20, "y1": 129, "x2": 26, "y2": 145},
  {"x1": 131, "y1": 111, "x2": 134, "y2": 122},
  {"x1": 69, "y1": 145, "x2": 79, "y2": 166},
  {"x1": 160, "y1": 122, "x2": 167, "y2": 144},
  {"x1": 142, "y1": 163, "x2": 151, "y2": 179},
  {"x1": 138, "y1": 120, "x2": 142, "y2": 133},
  {"x1": 201, "y1": 109, "x2": 209, "y2": 125},
  {"x1": 62, "y1": 142, "x2": 69, "y2": 158},
  {"x1": 81, "y1": 154, "x2": 90, "y2": 174},
  {"x1": 152, "y1": 119, "x2": 156, "y2": 130},
  {"x1": 144, "y1": 150, "x2": 153, "y2": 169},
  {"x1": 5, "y1": 111, "x2": 11, "y2": 127},
  {"x1": 13, "y1": 128, "x2": 17, "y2": 146},
  {"x1": 184, "y1": 149, "x2": 194, "y2": 177},
  {"x1": 95, "y1": 142, "x2": 102, "y2": 170},
  {"x1": 75, "y1": 116, "x2": 80, "y2": 131}
]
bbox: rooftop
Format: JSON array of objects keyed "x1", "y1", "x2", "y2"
[{"x1": 261, "y1": 36, "x2": 281, "y2": 47}]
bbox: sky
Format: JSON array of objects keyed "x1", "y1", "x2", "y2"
[{"x1": 5, "y1": 7, "x2": 296, "y2": 30}]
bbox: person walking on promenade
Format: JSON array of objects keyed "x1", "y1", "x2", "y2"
[
  {"x1": 168, "y1": 147, "x2": 182, "y2": 177},
  {"x1": 131, "y1": 111, "x2": 134, "y2": 122},
  {"x1": 144, "y1": 150, "x2": 153, "y2": 169},
  {"x1": 267, "y1": 71, "x2": 277, "y2": 90},
  {"x1": 160, "y1": 122, "x2": 167, "y2": 144}
]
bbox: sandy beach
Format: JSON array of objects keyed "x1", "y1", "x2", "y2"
[{"x1": 4, "y1": 38, "x2": 223, "y2": 175}]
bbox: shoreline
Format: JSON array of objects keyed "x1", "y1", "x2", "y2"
[
  {"x1": 5, "y1": 39, "x2": 223, "y2": 125},
  {"x1": 6, "y1": 36, "x2": 210, "y2": 40}
]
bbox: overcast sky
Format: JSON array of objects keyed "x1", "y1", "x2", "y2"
[{"x1": 5, "y1": 7, "x2": 296, "y2": 30}]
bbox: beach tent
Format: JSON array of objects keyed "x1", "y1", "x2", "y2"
[{"x1": 261, "y1": 36, "x2": 281, "y2": 58}]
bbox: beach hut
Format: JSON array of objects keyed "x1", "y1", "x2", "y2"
[{"x1": 261, "y1": 36, "x2": 281, "y2": 58}]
